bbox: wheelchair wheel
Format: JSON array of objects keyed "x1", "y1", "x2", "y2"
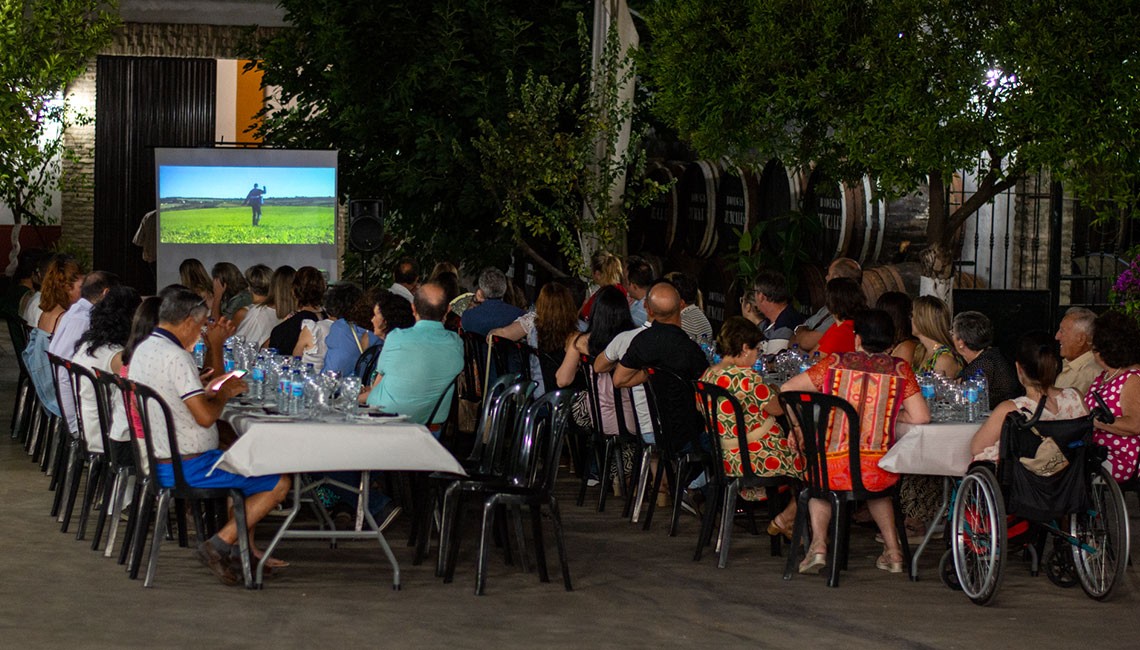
[
  {"x1": 938, "y1": 549, "x2": 962, "y2": 591},
  {"x1": 951, "y1": 466, "x2": 1006, "y2": 606},
  {"x1": 1070, "y1": 465, "x2": 1130, "y2": 601}
]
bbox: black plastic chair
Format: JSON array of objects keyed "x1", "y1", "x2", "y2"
[
  {"x1": 576, "y1": 354, "x2": 643, "y2": 513},
  {"x1": 126, "y1": 378, "x2": 254, "y2": 588},
  {"x1": 88, "y1": 368, "x2": 138, "y2": 555},
  {"x1": 438, "y1": 378, "x2": 536, "y2": 581},
  {"x1": 474, "y1": 388, "x2": 577, "y2": 595},
  {"x1": 354, "y1": 342, "x2": 383, "y2": 384},
  {"x1": 54, "y1": 357, "x2": 112, "y2": 539},
  {"x1": 641, "y1": 366, "x2": 714, "y2": 536},
  {"x1": 693, "y1": 380, "x2": 796, "y2": 567},
  {"x1": 47, "y1": 352, "x2": 86, "y2": 525},
  {"x1": 98, "y1": 371, "x2": 152, "y2": 570},
  {"x1": 4, "y1": 312, "x2": 32, "y2": 441},
  {"x1": 777, "y1": 390, "x2": 911, "y2": 587}
]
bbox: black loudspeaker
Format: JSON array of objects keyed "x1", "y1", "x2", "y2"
[{"x1": 348, "y1": 199, "x2": 385, "y2": 252}]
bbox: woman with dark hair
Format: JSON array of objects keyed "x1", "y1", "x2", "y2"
[
  {"x1": 490, "y1": 281, "x2": 579, "y2": 394},
  {"x1": 1082, "y1": 311, "x2": 1140, "y2": 482},
  {"x1": 782, "y1": 309, "x2": 930, "y2": 574},
  {"x1": 210, "y1": 261, "x2": 251, "y2": 322},
  {"x1": 815, "y1": 277, "x2": 867, "y2": 355},
  {"x1": 970, "y1": 331, "x2": 1088, "y2": 462},
  {"x1": 701, "y1": 316, "x2": 803, "y2": 540},
  {"x1": 179, "y1": 258, "x2": 213, "y2": 304},
  {"x1": 294, "y1": 282, "x2": 375, "y2": 374},
  {"x1": 72, "y1": 286, "x2": 141, "y2": 461},
  {"x1": 875, "y1": 291, "x2": 917, "y2": 366},
  {"x1": 555, "y1": 285, "x2": 635, "y2": 432},
  {"x1": 266, "y1": 266, "x2": 326, "y2": 354},
  {"x1": 357, "y1": 290, "x2": 416, "y2": 399},
  {"x1": 952, "y1": 310, "x2": 1020, "y2": 409},
  {"x1": 234, "y1": 264, "x2": 279, "y2": 347}
]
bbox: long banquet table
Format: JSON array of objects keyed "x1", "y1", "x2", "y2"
[{"x1": 212, "y1": 407, "x2": 467, "y2": 589}]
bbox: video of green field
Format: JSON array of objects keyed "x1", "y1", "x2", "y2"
[{"x1": 160, "y1": 202, "x2": 335, "y2": 245}]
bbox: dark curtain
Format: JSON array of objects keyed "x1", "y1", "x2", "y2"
[{"x1": 95, "y1": 56, "x2": 216, "y2": 293}]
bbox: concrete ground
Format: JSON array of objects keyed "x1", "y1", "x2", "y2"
[{"x1": 1, "y1": 353, "x2": 1139, "y2": 649}]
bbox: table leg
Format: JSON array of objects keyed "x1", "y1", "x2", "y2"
[
  {"x1": 257, "y1": 476, "x2": 303, "y2": 588},
  {"x1": 362, "y1": 502, "x2": 401, "y2": 590},
  {"x1": 910, "y1": 476, "x2": 950, "y2": 581}
]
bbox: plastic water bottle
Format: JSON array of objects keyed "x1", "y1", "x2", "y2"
[
  {"x1": 973, "y1": 370, "x2": 989, "y2": 411},
  {"x1": 752, "y1": 353, "x2": 766, "y2": 376},
  {"x1": 919, "y1": 372, "x2": 936, "y2": 402},
  {"x1": 290, "y1": 368, "x2": 305, "y2": 415},
  {"x1": 277, "y1": 362, "x2": 291, "y2": 412},
  {"x1": 305, "y1": 362, "x2": 317, "y2": 379},
  {"x1": 263, "y1": 357, "x2": 278, "y2": 405},
  {"x1": 193, "y1": 338, "x2": 206, "y2": 368},
  {"x1": 249, "y1": 354, "x2": 265, "y2": 402},
  {"x1": 223, "y1": 345, "x2": 235, "y2": 373},
  {"x1": 964, "y1": 377, "x2": 981, "y2": 422}
]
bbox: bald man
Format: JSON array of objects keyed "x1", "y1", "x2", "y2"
[
  {"x1": 793, "y1": 257, "x2": 862, "y2": 352},
  {"x1": 614, "y1": 281, "x2": 708, "y2": 449}
]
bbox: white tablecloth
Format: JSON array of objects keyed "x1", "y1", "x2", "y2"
[
  {"x1": 211, "y1": 412, "x2": 467, "y2": 477},
  {"x1": 878, "y1": 421, "x2": 979, "y2": 477}
]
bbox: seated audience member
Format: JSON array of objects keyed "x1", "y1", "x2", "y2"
[
  {"x1": 432, "y1": 271, "x2": 463, "y2": 330},
  {"x1": 911, "y1": 295, "x2": 963, "y2": 378},
  {"x1": 489, "y1": 281, "x2": 579, "y2": 395},
  {"x1": 625, "y1": 256, "x2": 655, "y2": 327},
  {"x1": 365, "y1": 282, "x2": 463, "y2": 430},
  {"x1": 742, "y1": 269, "x2": 804, "y2": 352},
  {"x1": 666, "y1": 271, "x2": 713, "y2": 345},
  {"x1": 294, "y1": 282, "x2": 372, "y2": 373},
  {"x1": 1083, "y1": 311, "x2": 1140, "y2": 483},
  {"x1": 268, "y1": 265, "x2": 296, "y2": 322},
  {"x1": 1054, "y1": 306, "x2": 1099, "y2": 394},
  {"x1": 128, "y1": 287, "x2": 290, "y2": 586},
  {"x1": 21, "y1": 253, "x2": 52, "y2": 328},
  {"x1": 701, "y1": 316, "x2": 803, "y2": 538},
  {"x1": 71, "y1": 286, "x2": 141, "y2": 463},
  {"x1": 429, "y1": 261, "x2": 459, "y2": 280},
  {"x1": 210, "y1": 262, "x2": 251, "y2": 323},
  {"x1": 0, "y1": 248, "x2": 42, "y2": 320},
  {"x1": 179, "y1": 258, "x2": 214, "y2": 304},
  {"x1": 952, "y1": 310, "x2": 1021, "y2": 408},
  {"x1": 556, "y1": 285, "x2": 637, "y2": 435},
  {"x1": 782, "y1": 309, "x2": 929, "y2": 574},
  {"x1": 580, "y1": 251, "x2": 626, "y2": 320},
  {"x1": 50, "y1": 270, "x2": 119, "y2": 435},
  {"x1": 389, "y1": 257, "x2": 419, "y2": 303},
  {"x1": 234, "y1": 264, "x2": 279, "y2": 348},
  {"x1": 266, "y1": 266, "x2": 326, "y2": 355},
  {"x1": 613, "y1": 281, "x2": 709, "y2": 449},
  {"x1": 815, "y1": 277, "x2": 866, "y2": 355},
  {"x1": 357, "y1": 289, "x2": 415, "y2": 391},
  {"x1": 25, "y1": 254, "x2": 83, "y2": 417},
  {"x1": 970, "y1": 331, "x2": 1088, "y2": 462},
  {"x1": 876, "y1": 291, "x2": 918, "y2": 367},
  {"x1": 794, "y1": 257, "x2": 861, "y2": 351},
  {"x1": 460, "y1": 267, "x2": 524, "y2": 336},
  {"x1": 594, "y1": 304, "x2": 655, "y2": 445}
]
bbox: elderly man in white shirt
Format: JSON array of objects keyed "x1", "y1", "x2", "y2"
[{"x1": 1055, "y1": 306, "x2": 1099, "y2": 395}]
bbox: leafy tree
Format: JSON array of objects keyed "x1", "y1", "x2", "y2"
[
  {"x1": 641, "y1": 0, "x2": 1140, "y2": 295},
  {"x1": 473, "y1": 18, "x2": 658, "y2": 276},
  {"x1": 0, "y1": 0, "x2": 119, "y2": 268},
  {"x1": 250, "y1": 0, "x2": 589, "y2": 279}
]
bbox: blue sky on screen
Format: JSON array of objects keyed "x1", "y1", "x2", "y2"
[{"x1": 159, "y1": 166, "x2": 335, "y2": 199}]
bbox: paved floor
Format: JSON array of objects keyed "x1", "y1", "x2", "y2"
[{"x1": 1, "y1": 354, "x2": 1139, "y2": 649}]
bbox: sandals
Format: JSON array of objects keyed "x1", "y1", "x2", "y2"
[
  {"x1": 876, "y1": 551, "x2": 905, "y2": 574},
  {"x1": 798, "y1": 547, "x2": 827, "y2": 574},
  {"x1": 767, "y1": 517, "x2": 794, "y2": 541}
]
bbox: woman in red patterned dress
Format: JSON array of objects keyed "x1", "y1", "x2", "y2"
[{"x1": 782, "y1": 309, "x2": 930, "y2": 574}]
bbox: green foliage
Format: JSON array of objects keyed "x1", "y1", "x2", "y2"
[
  {"x1": 642, "y1": 1, "x2": 1140, "y2": 236},
  {"x1": 249, "y1": 0, "x2": 588, "y2": 277},
  {"x1": 727, "y1": 211, "x2": 819, "y2": 300},
  {"x1": 472, "y1": 18, "x2": 657, "y2": 275},
  {"x1": 0, "y1": 0, "x2": 119, "y2": 225},
  {"x1": 160, "y1": 205, "x2": 336, "y2": 244}
]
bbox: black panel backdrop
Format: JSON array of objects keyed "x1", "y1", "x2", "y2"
[{"x1": 95, "y1": 56, "x2": 216, "y2": 293}]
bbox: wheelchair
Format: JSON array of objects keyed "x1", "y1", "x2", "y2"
[{"x1": 941, "y1": 393, "x2": 1130, "y2": 606}]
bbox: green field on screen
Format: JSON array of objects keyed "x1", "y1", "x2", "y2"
[{"x1": 160, "y1": 205, "x2": 335, "y2": 244}]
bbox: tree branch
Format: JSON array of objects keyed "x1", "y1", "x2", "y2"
[
  {"x1": 945, "y1": 167, "x2": 1020, "y2": 237},
  {"x1": 516, "y1": 237, "x2": 569, "y2": 278}
]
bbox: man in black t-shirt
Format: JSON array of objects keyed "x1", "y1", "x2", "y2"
[{"x1": 614, "y1": 281, "x2": 708, "y2": 448}]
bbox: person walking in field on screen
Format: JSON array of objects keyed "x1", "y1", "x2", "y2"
[{"x1": 244, "y1": 183, "x2": 266, "y2": 226}]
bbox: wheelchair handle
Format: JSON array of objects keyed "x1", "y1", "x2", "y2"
[{"x1": 1089, "y1": 391, "x2": 1115, "y2": 425}]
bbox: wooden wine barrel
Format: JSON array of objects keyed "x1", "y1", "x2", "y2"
[
  {"x1": 846, "y1": 176, "x2": 887, "y2": 266},
  {"x1": 804, "y1": 168, "x2": 850, "y2": 265},
  {"x1": 627, "y1": 161, "x2": 681, "y2": 257},
  {"x1": 754, "y1": 159, "x2": 805, "y2": 254},
  {"x1": 714, "y1": 163, "x2": 759, "y2": 256},
  {"x1": 678, "y1": 160, "x2": 719, "y2": 258},
  {"x1": 697, "y1": 256, "x2": 737, "y2": 334},
  {"x1": 862, "y1": 264, "x2": 908, "y2": 305}
]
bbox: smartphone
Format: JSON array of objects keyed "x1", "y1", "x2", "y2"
[{"x1": 207, "y1": 369, "x2": 248, "y2": 392}]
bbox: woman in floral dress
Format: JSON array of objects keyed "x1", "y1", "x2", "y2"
[{"x1": 701, "y1": 317, "x2": 803, "y2": 539}]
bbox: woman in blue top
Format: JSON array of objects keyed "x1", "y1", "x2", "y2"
[{"x1": 295, "y1": 282, "x2": 376, "y2": 375}]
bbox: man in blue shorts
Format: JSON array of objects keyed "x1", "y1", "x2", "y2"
[{"x1": 129, "y1": 287, "x2": 290, "y2": 585}]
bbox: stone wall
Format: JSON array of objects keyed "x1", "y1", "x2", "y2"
[{"x1": 60, "y1": 22, "x2": 281, "y2": 257}]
